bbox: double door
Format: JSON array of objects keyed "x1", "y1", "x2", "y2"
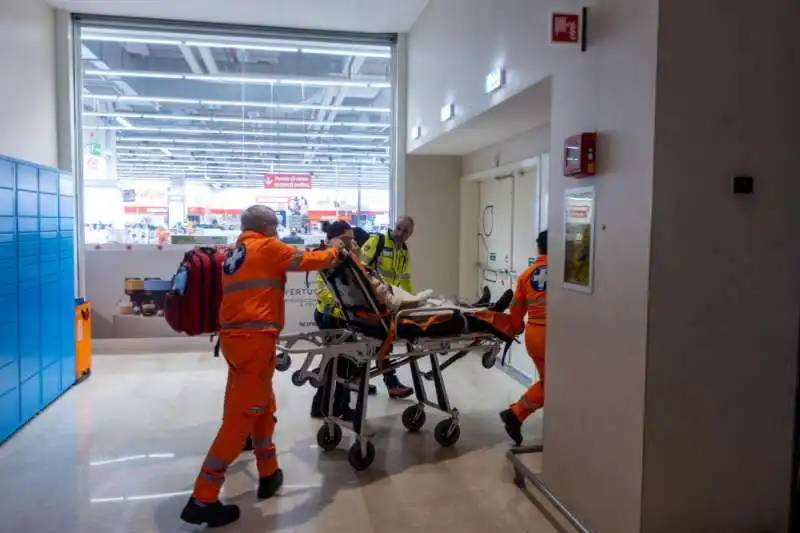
[{"x1": 476, "y1": 155, "x2": 549, "y2": 381}]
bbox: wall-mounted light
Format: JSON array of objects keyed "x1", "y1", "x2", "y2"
[
  {"x1": 440, "y1": 104, "x2": 455, "y2": 122},
  {"x1": 485, "y1": 67, "x2": 506, "y2": 94},
  {"x1": 412, "y1": 126, "x2": 422, "y2": 140}
]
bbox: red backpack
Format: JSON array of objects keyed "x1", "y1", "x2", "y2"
[{"x1": 165, "y1": 247, "x2": 228, "y2": 336}]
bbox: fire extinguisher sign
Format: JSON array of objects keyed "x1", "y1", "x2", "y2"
[{"x1": 550, "y1": 11, "x2": 582, "y2": 45}]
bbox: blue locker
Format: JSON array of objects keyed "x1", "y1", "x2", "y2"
[
  {"x1": 0, "y1": 156, "x2": 75, "y2": 443},
  {"x1": 19, "y1": 372, "x2": 40, "y2": 424},
  {"x1": 16, "y1": 165, "x2": 37, "y2": 192},
  {"x1": 0, "y1": 351, "x2": 18, "y2": 397},
  {"x1": 41, "y1": 360, "x2": 61, "y2": 406},
  {"x1": 0, "y1": 388, "x2": 20, "y2": 443},
  {"x1": 0, "y1": 160, "x2": 14, "y2": 189}
]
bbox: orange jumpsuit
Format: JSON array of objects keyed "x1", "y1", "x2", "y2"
[
  {"x1": 508, "y1": 255, "x2": 547, "y2": 421},
  {"x1": 192, "y1": 231, "x2": 338, "y2": 503}
]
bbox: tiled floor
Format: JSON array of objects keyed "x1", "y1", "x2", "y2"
[{"x1": 1, "y1": 351, "x2": 552, "y2": 533}]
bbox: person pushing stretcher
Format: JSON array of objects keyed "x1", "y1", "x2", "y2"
[{"x1": 181, "y1": 205, "x2": 345, "y2": 528}]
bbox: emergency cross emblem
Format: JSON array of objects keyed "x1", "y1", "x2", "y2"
[
  {"x1": 223, "y1": 244, "x2": 246, "y2": 275},
  {"x1": 532, "y1": 267, "x2": 548, "y2": 292}
]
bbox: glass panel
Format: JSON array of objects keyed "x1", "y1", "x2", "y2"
[{"x1": 80, "y1": 24, "x2": 394, "y2": 246}]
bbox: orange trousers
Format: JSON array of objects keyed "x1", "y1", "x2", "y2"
[
  {"x1": 192, "y1": 333, "x2": 279, "y2": 503},
  {"x1": 511, "y1": 324, "x2": 546, "y2": 422}
]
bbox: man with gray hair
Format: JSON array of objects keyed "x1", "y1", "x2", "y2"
[
  {"x1": 182, "y1": 205, "x2": 343, "y2": 528},
  {"x1": 360, "y1": 215, "x2": 416, "y2": 398}
]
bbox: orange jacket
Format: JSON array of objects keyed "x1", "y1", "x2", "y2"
[
  {"x1": 219, "y1": 230, "x2": 338, "y2": 335},
  {"x1": 509, "y1": 255, "x2": 547, "y2": 332}
]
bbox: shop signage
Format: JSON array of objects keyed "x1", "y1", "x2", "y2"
[
  {"x1": 264, "y1": 173, "x2": 313, "y2": 189},
  {"x1": 550, "y1": 12, "x2": 581, "y2": 44},
  {"x1": 123, "y1": 206, "x2": 168, "y2": 215}
]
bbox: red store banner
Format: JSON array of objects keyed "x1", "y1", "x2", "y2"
[{"x1": 123, "y1": 206, "x2": 168, "y2": 215}]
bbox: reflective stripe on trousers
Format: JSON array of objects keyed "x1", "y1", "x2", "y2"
[{"x1": 223, "y1": 278, "x2": 284, "y2": 295}]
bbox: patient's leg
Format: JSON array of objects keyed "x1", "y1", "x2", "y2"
[{"x1": 490, "y1": 289, "x2": 514, "y2": 313}]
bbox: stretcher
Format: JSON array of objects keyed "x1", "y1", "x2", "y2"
[{"x1": 276, "y1": 251, "x2": 517, "y2": 471}]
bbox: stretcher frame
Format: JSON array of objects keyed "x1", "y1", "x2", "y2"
[{"x1": 277, "y1": 252, "x2": 513, "y2": 471}]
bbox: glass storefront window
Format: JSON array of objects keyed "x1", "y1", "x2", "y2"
[{"x1": 79, "y1": 22, "x2": 394, "y2": 246}]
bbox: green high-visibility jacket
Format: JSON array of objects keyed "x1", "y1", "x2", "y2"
[{"x1": 360, "y1": 231, "x2": 413, "y2": 294}]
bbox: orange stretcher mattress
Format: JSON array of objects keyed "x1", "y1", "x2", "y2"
[{"x1": 320, "y1": 252, "x2": 517, "y2": 347}]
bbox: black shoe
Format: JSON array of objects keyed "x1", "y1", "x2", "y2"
[
  {"x1": 310, "y1": 391, "x2": 324, "y2": 419},
  {"x1": 475, "y1": 286, "x2": 491, "y2": 306},
  {"x1": 368, "y1": 384, "x2": 377, "y2": 396},
  {"x1": 499, "y1": 409, "x2": 523, "y2": 446},
  {"x1": 490, "y1": 289, "x2": 514, "y2": 313},
  {"x1": 180, "y1": 498, "x2": 240, "y2": 528},
  {"x1": 257, "y1": 468, "x2": 284, "y2": 500}
]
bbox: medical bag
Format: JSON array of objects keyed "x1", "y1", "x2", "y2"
[{"x1": 164, "y1": 247, "x2": 227, "y2": 336}]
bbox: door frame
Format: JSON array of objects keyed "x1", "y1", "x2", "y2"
[{"x1": 459, "y1": 156, "x2": 546, "y2": 385}]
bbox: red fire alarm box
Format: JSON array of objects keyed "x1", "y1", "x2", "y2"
[{"x1": 563, "y1": 132, "x2": 597, "y2": 178}]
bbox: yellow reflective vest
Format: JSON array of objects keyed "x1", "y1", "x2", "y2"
[
  {"x1": 314, "y1": 271, "x2": 344, "y2": 319},
  {"x1": 360, "y1": 231, "x2": 413, "y2": 293}
]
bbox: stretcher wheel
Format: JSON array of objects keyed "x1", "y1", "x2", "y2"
[
  {"x1": 276, "y1": 355, "x2": 291, "y2": 372},
  {"x1": 316, "y1": 423, "x2": 342, "y2": 451},
  {"x1": 401, "y1": 405, "x2": 426, "y2": 433},
  {"x1": 291, "y1": 370, "x2": 306, "y2": 387},
  {"x1": 434, "y1": 419, "x2": 461, "y2": 447},
  {"x1": 347, "y1": 441, "x2": 376, "y2": 471},
  {"x1": 481, "y1": 352, "x2": 496, "y2": 369}
]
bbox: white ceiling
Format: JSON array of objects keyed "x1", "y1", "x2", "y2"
[
  {"x1": 412, "y1": 77, "x2": 552, "y2": 156},
  {"x1": 48, "y1": 0, "x2": 431, "y2": 33}
]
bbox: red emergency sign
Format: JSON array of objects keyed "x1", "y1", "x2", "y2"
[
  {"x1": 551, "y1": 12, "x2": 581, "y2": 44},
  {"x1": 263, "y1": 173, "x2": 313, "y2": 189}
]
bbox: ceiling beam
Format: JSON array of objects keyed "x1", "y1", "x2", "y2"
[{"x1": 178, "y1": 44, "x2": 204, "y2": 74}]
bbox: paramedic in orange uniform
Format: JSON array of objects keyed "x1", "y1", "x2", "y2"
[
  {"x1": 181, "y1": 205, "x2": 342, "y2": 528},
  {"x1": 499, "y1": 230, "x2": 548, "y2": 446}
]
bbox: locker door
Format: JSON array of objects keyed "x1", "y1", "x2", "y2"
[{"x1": 478, "y1": 177, "x2": 514, "y2": 303}]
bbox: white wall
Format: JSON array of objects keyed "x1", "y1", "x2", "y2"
[
  {"x1": 404, "y1": 154, "x2": 461, "y2": 296},
  {"x1": 462, "y1": 125, "x2": 551, "y2": 176},
  {"x1": 0, "y1": 0, "x2": 57, "y2": 167},
  {"x1": 407, "y1": 0, "x2": 559, "y2": 153},
  {"x1": 640, "y1": 0, "x2": 800, "y2": 531}
]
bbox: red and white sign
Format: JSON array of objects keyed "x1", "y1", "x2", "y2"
[
  {"x1": 123, "y1": 206, "x2": 168, "y2": 215},
  {"x1": 263, "y1": 173, "x2": 313, "y2": 189},
  {"x1": 551, "y1": 12, "x2": 581, "y2": 44}
]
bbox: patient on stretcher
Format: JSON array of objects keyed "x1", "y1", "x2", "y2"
[
  {"x1": 370, "y1": 274, "x2": 512, "y2": 314},
  {"x1": 321, "y1": 253, "x2": 517, "y2": 343}
]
